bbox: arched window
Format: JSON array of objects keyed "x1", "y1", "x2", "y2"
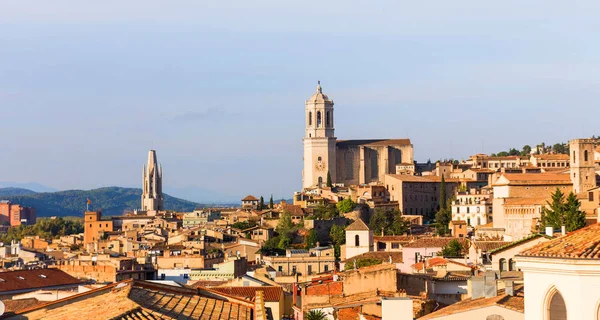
[
  {"x1": 355, "y1": 234, "x2": 360, "y2": 247},
  {"x1": 573, "y1": 151, "x2": 576, "y2": 162},
  {"x1": 326, "y1": 111, "x2": 330, "y2": 127},
  {"x1": 318, "y1": 156, "x2": 322, "y2": 162},
  {"x1": 499, "y1": 258, "x2": 507, "y2": 272},
  {"x1": 317, "y1": 111, "x2": 322, "y2": 128},
  {"x1": 545, "y1": 288, "x2": 567, "y2": 320},
  {"x1": 318, "y1": 176, "x2": 323, "y2": 187},
  {"x1": 585, "y1": 150, "x2": 589, "y2": 162},
  {"x1": 308, "y1": 112, "x2": 312, "y2": 126},
  {"x1": 508, "y1": 259, "x2": 515, "y2": 271}
]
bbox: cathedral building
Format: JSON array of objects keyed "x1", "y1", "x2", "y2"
[
  {"x1": 142, "y1": 149, "x2": 164, "y2": 211},
  {"x1": 302, "y1": 82, "x2": 414, "y2": 189}
]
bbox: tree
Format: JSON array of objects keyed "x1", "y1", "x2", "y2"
[
  {"x1": 389, "y1": 213, "x2": 411, "y2": 235},
  {"x1": 306, "y1": 310, "x2": 327, "y2": 320},
  {"x1": 336, "y1": 198, "x2": 356, "y2": 214},
  {"x1": 497, "y1": 151, "x2": 509, "y2": 157},
  {"x1": 259, "y1": 196, "x2": 265, "y2": 210},
  {"x1": 269, "y1": 195, "x2": 274, "y2": 209},
  {"x1": 369, "y1": 209, "x2": 390, "y2": 235},
  {"x1": 368, "y1": 209, "x2": 409, "y2": 236},
  {"x1": 343, "y1": 258, "x2": 383, "y2": 270},
  {"x1": 540, "y1": 188, "x2": 586, "y2": 232},
  {"x1": 326, "y1": 172, "x2": 333, "y2": 188},
  {"x1": 312, "y1": 204, "x2": 338, "y2": 220},
  {"x1": 521, "y1": 145, "x2": 532, "y2": 156},
  {"x1": 508, "y1": 148, "x2": 520, "y2": 156},
  {"x1": 329, "y1": 224, "x2": 346, "y2": 245},
  {"x1": 435, "y1": 208, "x2": 452, "y2": 236},
  {"x1": 439, "y1": 176, "x2": 447, "y2": 211},
  {"x1": 277, "y1": 211, "x2": 294, "y2": 234},
  {"x1": 440, "y1": 239, "x2": 465, "y2": 257},
  {"x1": 305, "y1": 229, "x2": 319, "y2": 249}
]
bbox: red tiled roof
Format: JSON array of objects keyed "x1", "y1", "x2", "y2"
[
  {"x1": 472, "y1": 241, "x2": 511, "y2": 252},
  {"x1": 418, "y1": 288, "x2": 524, "y2": 319},
  {"x1": 211, "y1": 286, "x2": 283, "y2": 302},
  {"x1": 495, "y1": 173, "x2": 572, "y2": 186},
  {"x1": 341, "y1": 251, "x2": 403, "y2": 264},
  {"x1": 518, "y1": 224, "x2": 600, "y2": 259},
  {"x1": 0, "y1": 269, "x2": 83, "y2": 293},
  {"x1": 373, "y1": 235, "x2": 414, "y2": 243},
  {"x1": 2, "y1": 298, "x2": 41, "y2": 313},
  {"x1": 242, "y1": 195, "x2": 259, "y2": 201}
]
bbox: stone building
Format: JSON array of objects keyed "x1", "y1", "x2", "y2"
[
  {"x1": 569, "y1": 138, "x2": 597, "y2": 194},
  {"x1": 345, "y1": 218, "x2": 373, "y2": 260},
  {"x1": 141, "y1": 149, "x2": 164, "y2": 211},
  {"x1": 384, "y1": 174, "x2": 459, "y2": 217},
  {"x1": 302, "y1": 82, "x2": 414, "y2": 188},
  {"x1": 261, "y1": 246, "x2": 335, "y2": 276},
  {"x1": 83, "y1": 211, "x2": 114, "y2": 245},
  {"x1": 451, "y1": 189, "x2": 493, "y2": 227}
]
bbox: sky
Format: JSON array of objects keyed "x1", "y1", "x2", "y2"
[{"x1": 1, "y1": 1, "x2": 600, "y2": 202}]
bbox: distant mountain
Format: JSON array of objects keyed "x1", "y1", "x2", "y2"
[
  {"x1": 0, "y1": 187, "x2": 200, "y2": 217},
  {"x1": 163, "y1": 186, "x2": 240, "y2": 203},
  {"x1": 0, "y1": 187, "x2": 38, "y2": 197},
  {"x1": 0, "y1": 181, "x2": 57, "y2": 193}
]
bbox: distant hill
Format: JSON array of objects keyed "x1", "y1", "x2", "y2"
[
  {"x1": 0, "y1": 181, "x2": 57, "y2": 193},
  {"x1": 0, "y1": 187, "x2": 38, "y2": 197},
  {"x1": 0, "y1": 187, "x2": 200, "y2": 217}
]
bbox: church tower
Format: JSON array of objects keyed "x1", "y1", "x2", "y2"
[
  {"x1": 142, "y1": 150, "x2": 164, "y2": 211},
  {"x1": 303, "y1": 82, "x2": 337, "y2": 189},
  {"x1": 569, "y1": 139, "x2": 596, "y2": 194}
]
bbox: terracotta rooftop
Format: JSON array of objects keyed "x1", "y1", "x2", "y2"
[
  {"x1": 373, "y1": 235, "x2": 414, "y2": 243},
  {"x1": 472, "y1": 241, "x2": 511, "y2": 252},
  {"x1": 341, "y1": 251, "x2": 403, "y2": 264},
  {"x1": 494, "y1": 173, "x2": 572, "y2": 186},
  {"x1": 15, "y1": 280, "x2": 253, "y2": 320},
  {"x1": 0, "y1": 268, "x2": 83, "y2": 294},
  {"x1": 336, "y1": 139, "x2": 411, "y2": 147},
  {"x1": 402, "y1": 237, "x2": 469, "y2": 249},
  {"x1": 2, "y1": 298, "x2": 41, "y2": 313},
  {"x1": 210, "y1": 286, "x2": 283, "y2": 302},
  {"x1": 346, "y1": 218, "x2": 370, "y2": 231},
  {"x1": 532, "y1": 154, "x2": 569, "y2": 160},
  {"x1": 504, "y1": 196, "x2": 550, "y2": 206},
  {"x1": 418, "y1": 287, "x2": 524, "y2": 319},
  {"x1": 411, "y1": 257, "x2": 474, "y2": 271},
  {"x1": 518, "y1": 223, "x2": 600, "y2": 259},
  {"x1": 489, "y1": 234, "x2": 550, "y2": 255},
  {"x1": 241, "y1": 195, "x2": 259, "y2": 201}
]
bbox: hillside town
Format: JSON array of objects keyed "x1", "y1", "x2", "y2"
[{"x1": 0, "y1": 84, "x2": 597, "y2": 319}]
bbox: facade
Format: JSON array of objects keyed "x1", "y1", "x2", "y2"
[
  {"x1": 384, "y1": 174, "x2": 459, "y2": 217},
  {"x1": 451, "y1": 189, "x2": 493, "y2": 227},
  {"x1": 0, "y1": 200, "x2": 36, "y2": 226},
  {"x1": 344, "y1": 219, "x2": 373, "y2": 260},
  {"x1": 182, "y1": 209, "x2": 221, "y2": 228},
  {"x1": 570, "y1": 138, "x2": 597, "y2": 194},
  {"x1": 302, "y1": 82, "x2": 414, "y2": 188},
  {"x1": 83, "y1": 211, "x2": 114, "y2": 244},
  {"x1": 262, "y1": 247, "x2": 335, "y2": 276},
  {"x1": 241, "y1": 195, "x2": 259, "y2": 210},
  {"x1": 141, "y1": 149, "x2": 164, "y2": 211}
]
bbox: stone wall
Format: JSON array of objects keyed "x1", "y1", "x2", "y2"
[{"x1": 342, "y1": 264, "x2": 397, "y2": 296}]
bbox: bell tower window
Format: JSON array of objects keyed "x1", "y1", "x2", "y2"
[
  {"x1": 308, "y1": 112, "x2": 312, "y2": 126},
  {"x1": 326, "y1": 111, "x2": 330, "y2": 127},
  {"x1": 317, "y1": 111, "x2": 322, "y2": 128}
]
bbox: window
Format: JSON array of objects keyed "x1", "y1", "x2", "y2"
[
  {"x1": 590, "y1": 192, "x2": 594, "y2": 202},
  {"x1": 309, "y1": 112, "x2": 312, "y2": 126},
  {"x1": 318, "y1": 176, "x2": 323, "y2": 187},
  {"x1": 392, "y1": 243, "x2": 400, "y2": 249},
  {"x1": 318, "y1": 156, "x2": 322, "y2": 162},
  {"x1": 317, "y1": 111, "x2": 322, "y2": 127},
  {"x1": 324, "y1": 265, "x2": 329, "y2": 272},
  {"x1": 585, "y1": 150, "x2": 589, "y2": 161},
  {"x1": 308, "y1": 265, "x2": 313, "y2": 275},
  {"x1": 90, "y1": 224, "x2": 92, "y2": 228},
  {"x1": 499, "y1": 258, "x2": 507, "y2": 272},
  {"x1": 326, "y1": 111, "x2": 330, "y2": 127},
  {"x1": 278, "y1": 266, "x2": 283, "y2": 272},
  {"x1": 355, "y1": 234, "x2": 360, "y2": 246},
  {"x1": 545, "y1": 288, "x2": 567, "y2": 320}
]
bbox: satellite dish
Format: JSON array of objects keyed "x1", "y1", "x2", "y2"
[{"x1": 0, "y1": 300, "x2": 6, "y2": 315}]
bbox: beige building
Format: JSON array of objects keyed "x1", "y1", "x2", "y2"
[
  {"x1": 384, "y1": 174, "x2": 458, "y2": 217},
  {"x1": 261, "y1": 246, "x2": 335, "y2": 276},
  {"x1": 451, "y1": 189, "x2": 493, "y2": 227},
  {"x1": 302, "y1": 82, "x2": 414, "y2": 188}
]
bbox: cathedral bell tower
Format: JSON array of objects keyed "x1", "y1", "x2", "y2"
[
  {"x1": 303, "y1": 81, "x2": 337, "y2": 189},
  {"x1": 142, "y1": 149, "x2": 164, "y2": 212}
]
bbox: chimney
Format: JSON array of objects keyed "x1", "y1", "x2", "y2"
[
  {"x1": 470, "y1": 276, "x2": 485, "y2": 299},
  {"x1": 545, "y1": 226, "x2": 553, "y2": 237},
  {"x1": 484, "y1": 271, "x2": 498, "y2": 298},
  {"x1": 561, "y1": 226, "x2": 566, "y2": 236},
  {"x1": 505, "y1": 280, "x2": 514, "y2": 296}
]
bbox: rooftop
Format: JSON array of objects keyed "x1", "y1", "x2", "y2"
[
  {"x1": 336, "y1": 139, "x2": 411, "y2": 147},
  {"x1": 341, "y1": 251, "x2": 403, "y2": 264},
  {"x1": 0, "y1": 269, "x2": 83, "y2": 294},
  {"x1": 494, "y1": 173, "x2": 572, "y2": 186},
  {"x1": 210, "y1": 286, "x2": 283, "y2": 302},
  {"x1": 346, "y1": 219, "x2": 370, "y2": 231},
  {"x1": 241, "y1": 195, "x2": 259, "y2": 201},
  {"x1": 518, "y1": 223, "x2": 600, "y2": 259},
  {"x1": 402, "y1": 237, "x2": 469, "y2": 249}
]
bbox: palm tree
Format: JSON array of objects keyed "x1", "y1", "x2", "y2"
[{"x1": 306, "y1": 310, "x2": 327, "y2": 320}]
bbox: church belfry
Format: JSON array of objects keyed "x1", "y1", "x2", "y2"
[
  {"x1": 303, "y1": 81, "x2": 337, "y2": 189},
  {"x1": 569, "y1": 139, "x2": 596, "y2": 194},
  {"x1": 142, "y1": 150, "x2": 164, "y2": 211}
]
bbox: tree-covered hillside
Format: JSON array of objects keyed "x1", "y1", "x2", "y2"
[
  {"x1": 0, "y1": 188, "x2": 38, "y2": 197},
  {"x1": 0, "y1": 187, "x2": 200, "y2": 217}
]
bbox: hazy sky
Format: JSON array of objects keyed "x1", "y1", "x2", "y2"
[{"x1": 1, "y1": 1, "x2": 600, "y2": 201}]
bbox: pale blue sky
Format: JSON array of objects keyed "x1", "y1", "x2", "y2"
[{"x1": 1, "y1": 1, "x2": 599, "y2": 202}]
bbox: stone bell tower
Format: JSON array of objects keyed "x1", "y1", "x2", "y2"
[
  {"x1": 302, "y1": 82, "x2": 337, "y2": 189},
  {"x1": 142, "y1": 150, "x2": 164, "y2": 211},
  {"x1": 569, "y1": 139, "x2": 596, "y2": 194}
]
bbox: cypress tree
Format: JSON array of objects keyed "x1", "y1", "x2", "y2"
[
  {"x1": 269, "y1": 195, "x2": 274, "y2": 209},
  {"x1": 326, "y1": 172, "x2": 333, "y2": 188},
  {"x1": 259, "y1": 196, "x2": 265, "y2": 210},
  {"x1": 439, "y1": 176, "x2": 447, "y2": 211}
]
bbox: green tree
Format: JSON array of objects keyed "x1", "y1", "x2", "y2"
[
  {"x1": 508, "y1": 148, "x2": 520, "y2": 156},
  {"x1": 305, "y1": 229, "x2": 319, "y2": 249},
  {"x1": 539, "y1": 188, "x2": 566, "y2": 230},
  {"x1": 564, "y1": 192, "x2": 586, "y2": 232},
  {"x1": 440, "y1": 239, "x2": 466, "y2": 257},
  {"x1": 336, "y1": 198, "x2": 356, "y2": 214},
  {"x1": 326, "y1": 172, "x2": 333, "y2": 188},
  {"x1": 368, "y1": 209, "x2": 409, "y2": 235},
  {"x1": 389, "y1": 213, "x2": 411, "y2": 235},
  {"x1": 343, "y1": 258, "x2": 383, "y2": 270},
  {"x1": 369, "y1": 208, "x2": 390, "y2": 235},
  {"x1": 277, "y1": 211, "x2": 294, "y2": 234},
  {"x1": 439, "y1": 176, "x2": 447, "y2": 211},
  {"x1": 312, "y1": 204, "x2": 338, "y2": 220},
  {"x1": 521, "y1": 145, "x2": 532, "y2": 156},
  {"x1": 435, "y1": 208, "x2": 452, "y2": 236},
  {"x1": 329, "y1": 224, "x2": 346, "y2": 245},
  {"x1": 259, "y1": 196, "x2": 265, "y2": 210},
  {"x1": 269, "y1": 195, "x2": 274, "y2": 209},
  {"x1": 497, "y1": 151, "x2": 509, "y2": 156},
  {"x1": 306, "y1": 310, "x2": 327, "y2": 320}
]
